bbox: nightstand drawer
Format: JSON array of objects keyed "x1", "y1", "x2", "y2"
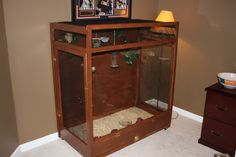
[
  {"x1": 200, "y1": 117, "x2": 236, "y2": 151},
  {"x1": 205, "y1": 91, "x2": 236, "y2": 126}
]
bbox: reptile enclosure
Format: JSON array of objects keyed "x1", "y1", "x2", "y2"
[{"x1": 50, "y1": 19, "x2": 179, "y2": 157}]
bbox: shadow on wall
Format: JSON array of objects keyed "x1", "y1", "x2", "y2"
[
  {"x1": 0, "y1": 0, "x2": 19, "y2": 156},
  {"x1": 158, "y1": 0, "x2": 236, "y2": 115}
]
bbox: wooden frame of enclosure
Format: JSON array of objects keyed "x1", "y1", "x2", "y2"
[{"x1": 50, "y1": 20, "x2": 179, "y2": 157}]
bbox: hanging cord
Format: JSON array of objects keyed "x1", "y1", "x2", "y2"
[
  {"x1": 156, "y1": 46, "x2": 163, "y2": 110},
  {"x1": 172, "y1": 110, "x2": 179, "y2": 119}
]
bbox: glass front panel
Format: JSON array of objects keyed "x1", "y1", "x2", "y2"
[
  {"x1": 92, "y1": 50, "x2": 138, "y2": 117},
  {"x1": 88, "y1": 45, "x2": 173, "y2": 138},
  {"x1": 140, "y1": 45, "x2": 172, "y2": 111},
  {"x1": 55, "y1": 30, "x2": 86, "y2": 48},
  {"x1": 58, "y1": 51, "x2": 87, "y2": 143},
  {"x1": 91, "y1": 50, "x2": 155, "y2": 138}
]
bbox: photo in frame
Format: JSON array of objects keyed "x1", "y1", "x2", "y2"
[
  {"x1": 96, "y1": 0, "x2": 113, "y2": 16},
  {"x1": 79, "y1": 0, "x2": 95, "y2": 16},
  {"x1": 71, "y1": 0, "x2": 132, "y2": 21}
]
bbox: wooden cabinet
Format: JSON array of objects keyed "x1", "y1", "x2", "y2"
[
  {"x1": 199, "y1": 83, "x2": 236, "y2": 157},
  {"x1": 50, "y1": 19, "x2": 179, "y2": 157}
]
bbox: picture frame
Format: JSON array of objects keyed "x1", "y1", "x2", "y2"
[{"x1": 71, "y1": 0, "x2": 132, "y2": 21}]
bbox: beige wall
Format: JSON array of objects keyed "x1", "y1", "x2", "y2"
[
  {"x1": 158, "y1": 0, "x2": 236, "y2": 115},
  {"x1": 0, "y1": 0, "x2": 18, "y2": 156},
  {"x1": 2, "y1": 0, "x2": 71, "y2": 143},
  {"x1": 2, "y1": 0, "x2": 159, "y2": 143},
  {"x1": 132, "y1": 0, "x2": 158, "y2": 20}
]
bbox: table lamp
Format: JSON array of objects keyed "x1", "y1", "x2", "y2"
[
  {"x1": 156, "y1": 10, "x2": 175, "y2": 22},
  {"x1": 152, "y1": 10, "x2": 175, "y2": 34}
]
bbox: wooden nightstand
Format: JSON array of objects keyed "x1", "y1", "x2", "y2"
[{"x1": 199, "y1": 83, "x2": 236, "y2": 157}]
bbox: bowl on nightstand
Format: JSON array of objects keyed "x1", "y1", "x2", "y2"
[{"x1": 217, "y1": 72, "x2": 236, "y2": 89}]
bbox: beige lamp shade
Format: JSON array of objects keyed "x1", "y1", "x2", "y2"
[
  {"x1": 156, "y1": 10, "x2": 175, "y2": 22},
  {"x1": 151, "y1": 10, "x2": 176, "y2": 34}
]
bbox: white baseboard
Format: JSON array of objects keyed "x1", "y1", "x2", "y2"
[
  {"x1": 11, "y1": 132, "x2": 59, "y2": 157},
  {"x1": 173, "y1": 106, "x2": 203, "y2": 123},
  {"x1": 145, "y1": 98, "x2": 203, "y2": 122},
  {"x1": 10, "y1": 146, "x2": 22, "y2": 157},
  {"x1": 20, "y1": 132, "x2": 59, "y2": 152}
]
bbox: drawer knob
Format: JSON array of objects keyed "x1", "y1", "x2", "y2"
[
  {"x1": 215, "y1": 105, "x2": 228, "y2": 112},
  {"x1": 211, "y1": 130, "x2": 223, "y2": 137},
  {"x1": 134, "y1": 136, "x2": 140, "y2": 142},
  {"x1": 114, "y1": 132, "x2": 121, "y2": 137}
]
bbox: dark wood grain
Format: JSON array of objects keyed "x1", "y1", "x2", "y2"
[
  {"x1": 206, "y1": 83, "x2": 236, "y2": 97},
  {"x1": 199, "y1": 118, "x2": 236, "y2": 157},
  {"x1": 92, "y1": 52, "x2": 137, "y2": 117},
  {"x1": 93, "y1": 111, "x2": 171, "y2": 157},
  {"x1": 204, "y1": 90, "x2": 236, "y2": 126},
  {"x1": 199, "y1": 84, "x2": 236, "y2": 157}
]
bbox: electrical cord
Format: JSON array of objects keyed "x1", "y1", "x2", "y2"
[{"x1": 172, "y1": 110, "x2": 179, "y2": 119}]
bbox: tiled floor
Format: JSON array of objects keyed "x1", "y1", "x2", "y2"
[{"x1": 22, "y1": 115, "x2": 220, "y2": 157}]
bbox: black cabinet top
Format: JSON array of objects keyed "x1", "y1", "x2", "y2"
[{"x1": 62, "y1": 19, "x2": 155, "y2": 26}]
